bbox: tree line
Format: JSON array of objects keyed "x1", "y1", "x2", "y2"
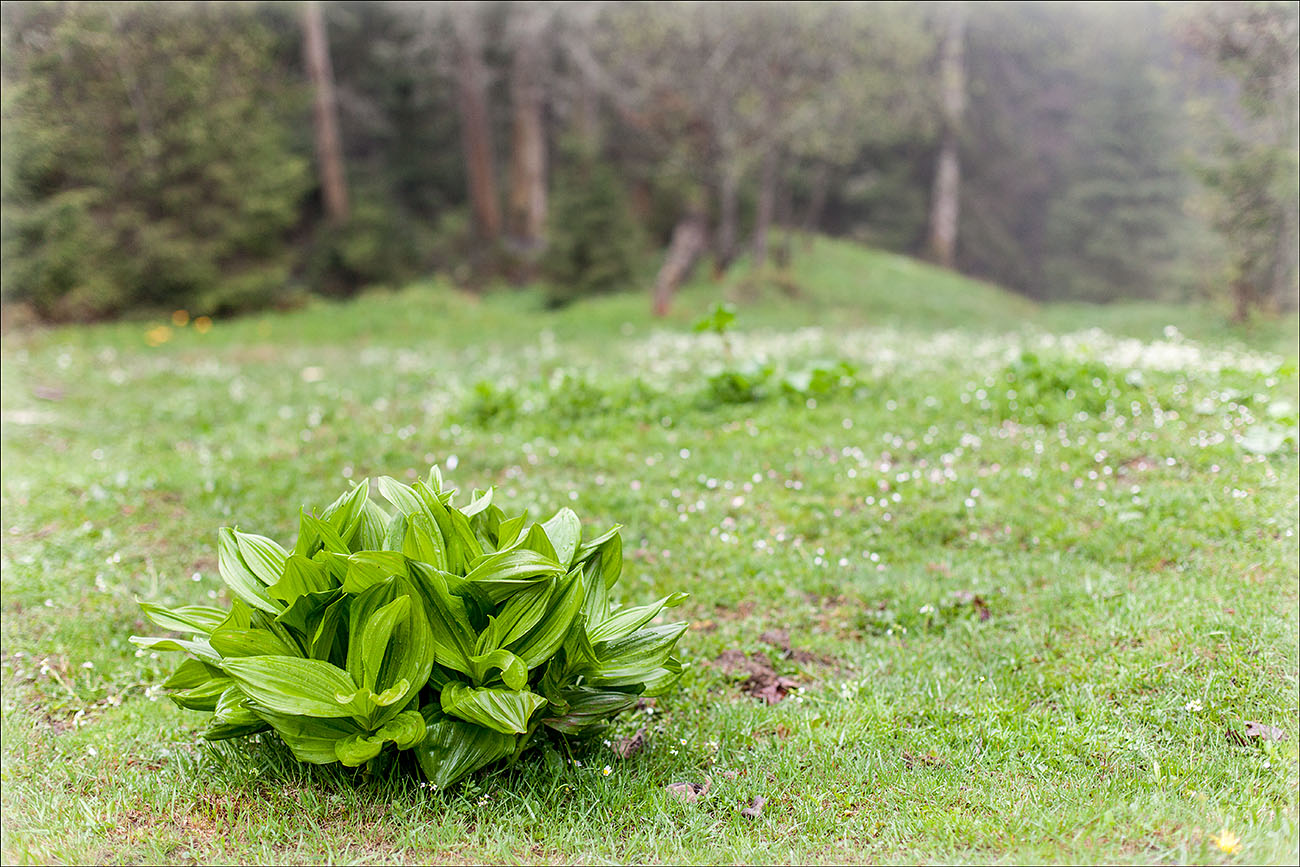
[{"x1": 1, "y1": 0, "x2": 1296, "y2": 322}]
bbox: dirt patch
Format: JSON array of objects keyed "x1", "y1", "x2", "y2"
[
  {"x1": 711, "y1": 650, "x2": 800, "y2": 705},
  {"x1": 758, "y1": 629, "x2": 837, "y2": 666}
]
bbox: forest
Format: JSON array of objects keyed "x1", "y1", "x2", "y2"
[{"x1": 1, "y1": 0, "x2": 1297, "y2": 322}]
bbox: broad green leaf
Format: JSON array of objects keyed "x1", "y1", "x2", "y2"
[
  {"x1": 561, "y1": 612, "x2": 598, "y2": 665},
  {"x1": 407, "y1": 566, "x2": 476, "y2": 675},
  {"x1": 639, "y1": 657, "x2": 684, "y2": 696},
  {"x1": 479, "y1": 579, "x2": 553, "y2": 651},
  {"x1": 344, "y1": 577, "x2": 434, "y2": 725},
  {"x1": 320, "y1": 480, "x2": 370, "y2": 547},
  {"x1": 415, "y1": 480, "x2": 483, "y2": 571},
  {"x1": 511, "y1": 568, "x2": 584, "y2": 669},
  {"x1": 580, "y1": 559, "x2": 611, "y2": 626},
  {"x1": 464, "y1": 549, "x2": 565, "y2": 604},
  {"x1": 369, "y1": 678, "x2": 411, "y2": 707},
  {"x1": 583, "y1": 622, "x2": 689, "y2": 687},
  {"x1": 541, "y1": 507, "x2": 581, "y2": 566},
  {"x1": 130, "y1": 634, "x2": 221, "y2": 664},
  {"x1": 575, "y1": 525, "x2": 622, "y2": 585},
  {"x1": 335, "y1": 733, "x2": 384, "y2": 766},
  {"x1": 209, "y1": 627, "x2": 299, "y2": 658},
  {"x1": 139, "y1": 602, "x2": 228, "y2": 636},
  {"x1": 256, "y1": 711, "x2": 365, "y2": 764},
  {"x1": 297, "y1": 511, "x2": 351, "y2": 556},
  {"x1": 587, "y1": 592, "x2": 690, "y2": 644},
  {"x1": 218, "y1": 528, "x2": 281, "y2": 614},
  {"x1": 541, "y1": 687, "x2": 640, "y2": 734},
  {"x1": 169, "y1": 677, "x2": 230, "y2": 711},
  {"x1": 310, "y1": 595, "x2": 350, "y2": 665},
  {"x1": 163, "y1": 657, "x2": 221, "y2": 690},
  {"x1": 413, "y1": 709, "x2": 516, "y2": 788},
  {"x1": 377, "y1": 476, "x2": 425, "y2": 518},
  {"x1": 202, "y1": 685, "x2": 268, "y2": 740},
  {"x1": 402, "y1": 512, "x2": 447, "y2": 569},
  {"x1": 495, "y1": 515, "x2": 527, "y2": 550},
  {"x1": 216, "y1": 598, "x2": 254, "y2": 632},
  {"x1": 519, "y1": 522, "x2": 558, "y2": 562},
  {"x1": 383, "y1": 512, "x2": 407, "y2": 552},
  {"x1": 375, "y1": 709, "x2": 427, "y2": 749},
  {"x1": 268, "y1": 554, "x2": 333, "y2": 604},
  {"x1": 248, "y1": 607, "x2": 303, "y2": 655},
  {"x1": 221, "y1": 656, "x2": 366, "y2": 719},
  {"x1": 348, "y1": 594, "x2": 411, "y2": 693},
  {"x1": 439, "y1": 681, "x2": 546, "y2": 735},
  {"x1": 462, "y1": 487, "x2": 494, "y2": 518},
  {"x1": 234, "y1": 531, "x2": 289, "y2": 586},
  {"x1": 341, "y1": 551, "x2": 409, "y2": 594},
  {"x1": 468, "y1": 649, "x2": 528, "y2": 690},
  {"x1": 275, "y1": 588, "x2": 342, "y2": 643}
]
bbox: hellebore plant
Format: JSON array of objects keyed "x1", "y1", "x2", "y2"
[{"x1": 133, "y1": 467, "x2": 688, "y2": 787}]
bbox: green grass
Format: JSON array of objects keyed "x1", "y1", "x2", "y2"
[{"x1": 3, "y1": 237, "x2": 1298, "y2": 864}]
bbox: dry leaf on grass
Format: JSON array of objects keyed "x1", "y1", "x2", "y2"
[
  {"x1": 740, "y1": 796, "x2": 767, "y2": 819},
  {"x1": 612, "y1": 728, "x2": 646, "y2": 759},
  {"x1": 665, "y1": 779, "x2": 711, "y2": 803},
  {"x1": 1229, "y1": 721, "x2": 1288, "y2": 745}
]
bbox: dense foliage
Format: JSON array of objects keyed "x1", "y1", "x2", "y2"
[
  {"x1": 131, "y1": 469, "x2": 688, "y2": 787},
  {"x1": 0, "y1": 3, "x2": 309, "y2": 319},
  {"x1": 1, "y1": 1, "x2": 1295, "y2": 318}
]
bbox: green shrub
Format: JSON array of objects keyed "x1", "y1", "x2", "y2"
[
  {"x1": 133, "y1": 467, "x2": 689, "y2": 788},
  {"x1": 996, "y1": 352, "x2": 1136, "y2": 424},
  {"x1": 0, "y1": 3, "x2": 308, "y2": 319},
  {"x1": 541, "y1": 151, "x2": 643, "y2": 308}
]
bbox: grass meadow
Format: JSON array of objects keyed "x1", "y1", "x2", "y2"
[{"x1": 2, "y1": 238, "x2": 1298, "y2": 864}]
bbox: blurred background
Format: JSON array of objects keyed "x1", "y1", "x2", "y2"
[{"x1": 1, "y1": 0, "x2": 1296, "y2": 327}]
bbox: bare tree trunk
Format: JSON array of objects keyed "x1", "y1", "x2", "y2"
[
  {"x1": 927, "y1": 1, "x2": 966, "y2": 268},
  {"x1": 507, "y1": 5, "x2": 549, "y2": 254},
  {"x1": 452, "y1": 7, "x2": 501, "y2": 243},
  {"x1": 1271, "y1": 200, "x2": 1299, "y2": 312},
  {"x1": 774, "y1": 171, "x2": 794, "y2": 269},
  {"x1": 714, "y1": 168, "x2": 739, "y2": 276},
  {"x1": 752, "y1": 145, "x2": 778, "y2": 269},
  {"x1": 574, "y1": 66, "x2": 600, "y2": 152},
  {"x1": 653, "y1": 207, "x2": 708, "y2": 317},
  {"x1": 801, "y1": 163, "x2": 831, "y2": 239},
  {"x1": 302, "y1": 0, "x2": 348, "y2": 223},
  {"x1": 1232, "y1": 278, "x2": 1256, "y2": 323}
]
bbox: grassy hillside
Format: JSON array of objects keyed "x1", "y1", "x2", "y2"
[
  {"x1": 2, "y1": 237, "x2": 1297, "y2": 864},
  {"x1": 7, "y1": 235, "x2": 1293, "y2": 357}
]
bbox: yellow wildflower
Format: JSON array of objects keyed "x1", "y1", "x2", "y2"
[{"x1": 1211, "y1": 828, "x2": 1241, "y2": 855}]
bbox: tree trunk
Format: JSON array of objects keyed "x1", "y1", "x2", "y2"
[
  {"x1": 927, "y1": 1, "x2": 966, "y2": 268},
  {"x1": 751, "y1": 145, "x2": 779, "y2": 269},
  {"x1": 1271, "y1": 200, "x2": 1299, "y2": 312},
  {"x1": 302, "y1": 0, "x2": 348, "y2": 223},
  {"x1": 774, "y1": 170, "x2": 793, "y2": 269},
  {"x1": 653, "y1": 207, "x2": 708, "y2": 317},
  {"x1": 507, "y1": 5, "x2": 549, "y2": 254},
  {"x1": 714, "y1": 168, "x2": 739, "y2": 276},
  {"x1": 801, "y1": 163, "x2": 831, "y2": 243},
  {"x1": 573, "y1": 65, "x2": 600, "y2": 153},
  {"x1": 1232, "y1": 278, "x2": 1256, "y2": 323},
  {"x1": 452, "y1": 8, "x2": 501, "y2": 243}
]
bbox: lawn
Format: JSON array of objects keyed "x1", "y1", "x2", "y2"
[{"x1": 2, "y1": 237, "x2": 1298, "y2": 864}]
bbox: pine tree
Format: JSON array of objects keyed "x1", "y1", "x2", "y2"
[
  {"x1": 1043, "y1": 20, "x2": 1190, "y2": 301},
  {"x1": 1, "y1": 3, "x2": 310, "y2": 319},
  {"x1": 541, "y1": 144, "x2": 643, "y2": 308}
]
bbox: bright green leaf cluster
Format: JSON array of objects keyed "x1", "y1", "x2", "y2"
[{"x1": 133, "y1": 467, "x2": 688, "y2": 788}]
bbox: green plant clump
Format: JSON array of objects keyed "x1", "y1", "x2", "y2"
[{"x1": 131, "y1": 467, "x2": 689, "y2": 788}]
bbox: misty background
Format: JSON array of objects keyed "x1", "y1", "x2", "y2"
[{"x1": 1, "y1": 0, "x2": 1296, "y2": 325}]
